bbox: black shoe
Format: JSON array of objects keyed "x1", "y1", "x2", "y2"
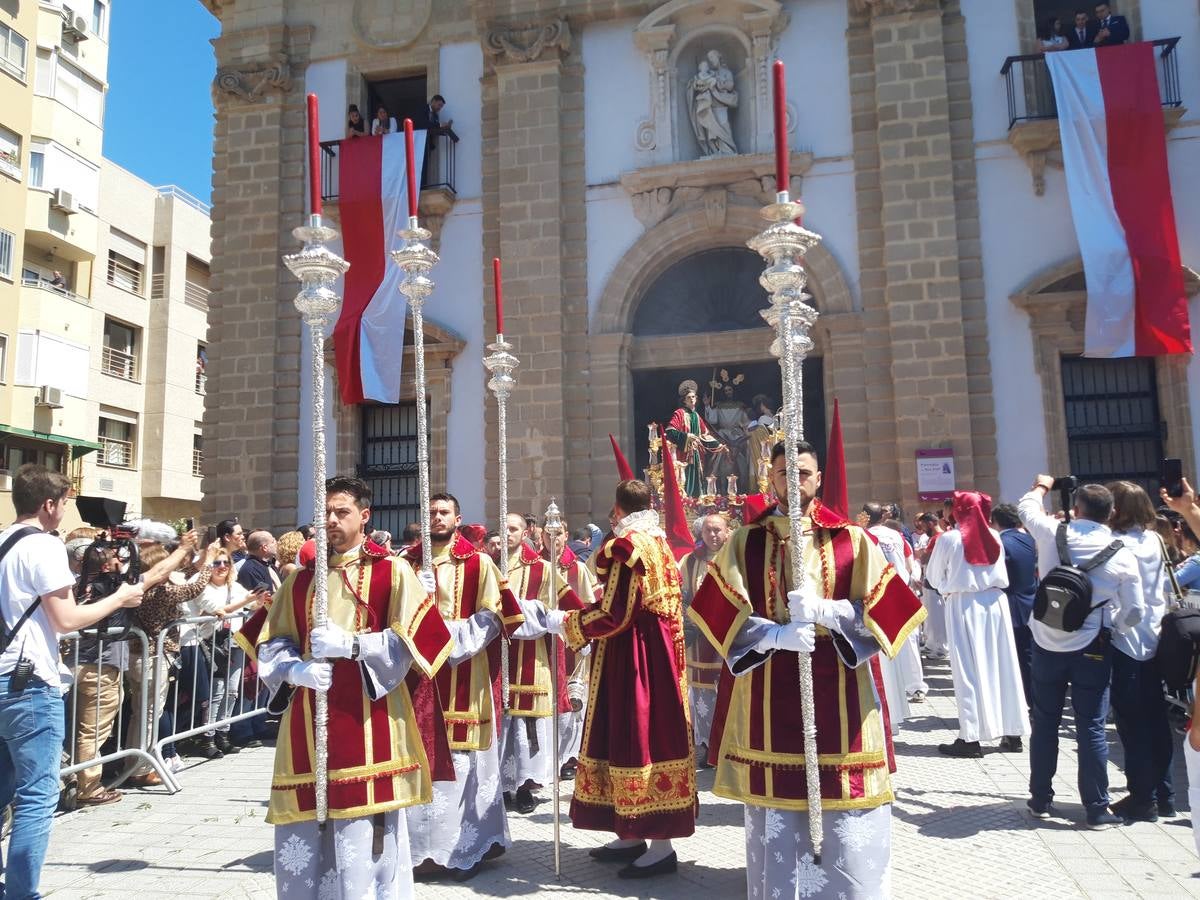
[
  {"x1": 451, "y1": 861, "x2": 482, "y2": 882},
  {"x1": 214, "y1": 734, "x2": 237, "y2": 754},
  {"x1": 502, "y1": 791, "x2": 515, "y2": 810},
  {"x1": 560, "y1": 762, "x2": 577, "y2": 780},
  {"x1": 1158, "y1": 798, "x2": 1177, "y2": 818},
  {"x1": 589, "y1": 841, "x2": 647, "y2": 862},
  {"x1": 937, "y1": 739, "x2": 982, "y2": 758},
  {"x1": 515, "y1": 786, "x2": 537, "y2": 814},
  {"x1": 618, "y1": 851, "x2": 678, "y2": 879},
  {"x1": 1086, "y1": 810, "x2": 1123, "y2": 830},
  {"x1": 1111, "y1": 796, "x2": 1158, "y2": 823},
  {"x1": 482, "y1": 842, "x2": 506, "y2": 861},
  {"x1": 196, "y1": 739, "x2": 223, "y2": 760},
  {"x1": 235, "y1": 738, "x2": 263, "y2": 750},
  {"x1": 1027, "y1": 798, "x2": 1056, "y2": 819},
  {"x1": 998, "y1": 736, "x2": 1023, "y2": 753}
]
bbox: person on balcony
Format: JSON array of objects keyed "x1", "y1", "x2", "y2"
[
  {"x1": 1068, "y1": 10, "x2": 1097, "y2": 49},
  {"x1": 346, "y1": 104, "x2": 365, "y2": 140},
  {"x1": 1093, "y1": 3, "x2": 1130, "y2": 46},
  {"x1": 1039, "y1": 16, "x2": 1069, "y2": 52},
  {"x1": 49, "y1": 271, "x2": 67, "y2": 292},
  {"x1": 371, "y1": 105, "x2": 397, "y2": 136}
]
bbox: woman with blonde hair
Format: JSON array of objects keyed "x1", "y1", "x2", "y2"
[
  {"x1": 275, "y1": 530, "x2": 305, "y2": 580},
  {"x1": 1106, "y1": 479, "x2": 1173, "y2": 822}
]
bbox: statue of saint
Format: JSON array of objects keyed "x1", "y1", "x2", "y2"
[
  {"x1": 704, "y1": 381, "x2": 751, "y2": 491},
  {"x1": 687, "y1": 50, "x2": 738, "y2": 157}
]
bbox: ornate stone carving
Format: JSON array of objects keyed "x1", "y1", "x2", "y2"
[
  {"x1": 485, "y1": 18, "x2": 571, "y2": 65},
  {"x1": 850, "y1": 0, "x2": 941, "y2": 15},
  {"x1": 351, "y1": 0, "x2": 432, "y2": 50},
  {"x1": 214, "y1": 53, "x2": 291, "y2": 104}
]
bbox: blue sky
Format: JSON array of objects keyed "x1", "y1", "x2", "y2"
[{"x1": 102, "y1": 0, "x2": 219, "y2": 204}]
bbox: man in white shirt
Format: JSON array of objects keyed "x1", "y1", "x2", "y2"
[
  {"x1": 0, "y1": 464, "x2": 142, "y2": 896},
  {"x1": 1017, "y1": 476, "x2": 1144, "y2": 830}
]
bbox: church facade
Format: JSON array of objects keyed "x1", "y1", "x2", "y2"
[{"x1": 199, "y1": 0, "x2": 1200, "y2": 534}]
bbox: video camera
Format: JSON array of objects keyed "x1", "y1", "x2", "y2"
[
  {"x1": 1049, "y1": 476, "x2": 1078, "y2": 522},
  {"x1": 74, "y1": 497, "x2": 141, "y2": 620}
]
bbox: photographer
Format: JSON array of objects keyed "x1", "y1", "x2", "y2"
[
  {"x1": 1018, "y1": 476, "x2": 1144, "y2": 829},
  {"x1": 0, "y1": 465, "x2": 142, "y2": 898}
]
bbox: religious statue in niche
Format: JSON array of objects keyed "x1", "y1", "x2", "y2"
[{"x1": 686, "y1": 49, "x2": 738, "y2": 156}]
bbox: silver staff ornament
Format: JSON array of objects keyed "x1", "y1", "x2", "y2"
[
  {"x1": 283, "y1": 212, "x2": 349, "y2": 827},
  {"x1": 543, "y1": 498, "x2": 565, "y2": 877},
  {"x1": 747, "y1": 189, "x2": 825, "y2": 861}
]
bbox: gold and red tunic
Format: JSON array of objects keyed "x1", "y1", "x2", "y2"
[
  {"x1": 679, "y1": 549, "x2": 723, "y2": 695},
  {"x1": 505, "y1": 543, "x2": 585, "y2": 718},
  {"x1": 561, "y1": 514, "x2": 697, "y2": 839},
  {"x1": 239, "y1": 546, "x2": 452, "y2": 826},
  {"x1": 689, "y1": 501, "x2": 925, "y2": 812},
  {"x1": 400, "y1": 533, "x2": 522, "y2": 752}
]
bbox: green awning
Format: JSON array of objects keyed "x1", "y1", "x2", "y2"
[{"x1": 0, "y1": 424, "x2": 102, "y2": 456}]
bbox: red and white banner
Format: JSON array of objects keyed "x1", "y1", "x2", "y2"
[
  {"x1": 1045, "y1": 44, "x2": 1190, "y2": 357},
  {"x1": 333, "y1": 130, "x2": 426, "y2": 404}
]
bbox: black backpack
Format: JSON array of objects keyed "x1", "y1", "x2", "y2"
[
  {"x1": 1156, "y1": 608, "x2": 1200, "y2": 690},
  {"x1": 1033, "y1": 523, "x2": 1123, "y2": 632}
]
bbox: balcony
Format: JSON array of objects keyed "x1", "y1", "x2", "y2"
[
  {"x1": 1000, "y1": 38, "x2": 1185, "y2": 194},
  {"x1": 319, "y1": 130, "x2": 456, "y2": 208},
  {"x1": 97, "y1": 436, "x2": 134, "y2": 469},
  {"x1": 100, "y1": 346, "x2": 136, "y2": 381},
  {"x1": 183, "y1": 280, "x2": 209, "y2": 310},
  {"x1": 192, "y1": 447, "x2": 203, "y2": 477},
  {"x1": 150, "y1": 273, "x2": 165, "y2": 299},
  {"x1": 195, "y1": 370, "x2": 206, "y2": 395},
  {"x1": 21, "y1": 273, "x2": 86, "y2": 305}
]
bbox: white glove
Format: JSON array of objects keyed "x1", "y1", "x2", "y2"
[
  {"x1": 519, "y1": 598, "x2": 547, "y2": 620},
  {"x1": 758, "y1": 622, "x2": 816, "y2": 654},
  {"x1": 288, "y1": 659, "x2": 334, "y2": 691},
  {"x1": 786, "y1": 588, "x2": 853, "y2": 631},
  {"x1": 545, "y1": 609, "x2": 569, "y2": 637},
  {"x1": 310, "y1": 624, "x2": 354, "y2": 659},
  {"x1": 418, "y1": 570, "x2": 436, "y2": 595}
]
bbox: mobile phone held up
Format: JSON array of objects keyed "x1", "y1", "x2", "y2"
[
  {"x1": 185, "y1": 517, "x2": 195, "y2": 533},
  {"x1": 1161, "y1": 458, "x2": 1184, "y2": 498}
]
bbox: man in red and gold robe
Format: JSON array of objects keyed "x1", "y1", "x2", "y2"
[
  {"x1": 499, "y1": 512, "x2": 584, "y2": 813},
  {"x1": 241, "y1": 475, "x2": 453, "y2": 900},
  {"x1": 400, "y1": 493, "x2": 523, "y2": 880},
  {"x1": 690, "y1": 442, "x2": 926, "y2": 898},
  {"x1": 679, "y1": 512, "x2": 732, "y2": 760},
  {"x1": 541, "y1": 479, "x2": 695, "y2": 880}
]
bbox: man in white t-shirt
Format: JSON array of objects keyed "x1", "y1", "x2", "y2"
[{"x1": 0, "y1": 465, "x2": 142, "y2": 896}]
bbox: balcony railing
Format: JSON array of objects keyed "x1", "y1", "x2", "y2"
[
  {"x1": 1001, "y1": 37, "x2": 1182, "y2": 129},
  {"x1": 195, "y1": 370, "x2": 206, "y2": 395},
  {"x1": 150, "y1": 273, "x2": 165, "y2": 299},
  {"x1": 101, "y1": 345, "x2": 136, "y2": 381},
  {"x1": 107, "y1": 256, "x2": 143, "y2": 295},
  {"x1": 183, "y1": 280, "x2": 210, "y2": 310},
  {"x1": 21, "y1": 273, "x2": 83, "y2": 303},
  {"x1": 319, "y1": 130, "x2": 456, "y2": 204},
  {"x1": 98, "y1": 436, "x2": 134, "y2": 470},
  {"x1": 192, "y1": 447, "x2": 203, "y2": 477}
]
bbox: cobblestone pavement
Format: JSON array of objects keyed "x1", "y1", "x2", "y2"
[{"x1": 39, "y1": 656, "x2": 1200, "y2": 898}]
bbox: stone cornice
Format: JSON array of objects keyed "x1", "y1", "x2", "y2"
[
  {"x1": 850, "y1": 0, "x2": 941, "y2": 16},
  {"x1": 214, "y1": 53, "x2": 291, "y2": 105},
  {"x1": 484, "y1": 18, "x2": 571, "y2": 66}
]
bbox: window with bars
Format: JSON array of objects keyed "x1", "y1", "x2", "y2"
[
  {"x1": 1061, "y1": 356, "x2": 1163, "y2": 494},
  {"x1": 101, "y1": 318, "x2": 137, "y2": 381},
  {"x1": 358, "y1": 402, "x2": 424, "y2": 539},
  {"x1": 107, "y1": 250, "x2": 142, "y2": 294},
  {"x1": 98, "y1": 416, "x2": 135, "y2": 469}
]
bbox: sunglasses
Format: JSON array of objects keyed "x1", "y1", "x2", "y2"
[{"x1": 212, "y1": 561, "x2": 231, "y2": 569}]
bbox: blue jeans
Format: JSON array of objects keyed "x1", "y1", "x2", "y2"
[
  {"x1": 1110, "y1": 650, "x2": 1174, "y2": 805},
  {"x1": 1029, "y1": 635, "x2": 1113, "y2": 813},
  {"x1": 0, "y1": 676, "x2": 67, "y2": 899}
]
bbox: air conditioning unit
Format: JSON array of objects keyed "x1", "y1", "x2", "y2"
[
  {"x1": 35, "y1": 385, "x2": 64, "y2": 409},
  {"x1": 51, "y1": 189, "x2": 77, "y2": 215},
  {"x1": 61, "y1": 7, "x2": 88, "y2": 40}
]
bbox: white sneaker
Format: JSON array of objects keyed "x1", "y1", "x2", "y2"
[{"x1": 167, "y1": 757, "x2": 185, "y2": 773}]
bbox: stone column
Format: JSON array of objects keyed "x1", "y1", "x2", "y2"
[
  {"x1": 204, "y1": 19, "x2": 310, "y2": 533},
  {"x1": 482, "y1": 19, "x2": 590, "y2": 523}
]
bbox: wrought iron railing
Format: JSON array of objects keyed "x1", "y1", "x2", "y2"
[
  {"x1": 192, "y1": 447, "x2": 203, "y2": 477},
  {"x1": 319, "y1": 129, "x2": 456, "y2": 203},
  {"x1": 195, "y1": 370, "x2": 206, "y2": 395},
  {"x1": 101, "y1": 345, "x2": 136, "y2": 381},
  {"x1": 98, "y1": 435, "x2": 134, "y2": 469},
  {"x1": 106, "y1": 255, "x2": 143, "y2": 295},
  {"x1": 1001, "y1": 37, "x2": 1182, "y2": 129}
]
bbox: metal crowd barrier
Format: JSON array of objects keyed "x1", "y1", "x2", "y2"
[
  {"x1": 59, "y1": 625, "x2": 173, "y2": 802},
  {"x1": 149, "y1": 615, "x2": 267, "y2": 793}
]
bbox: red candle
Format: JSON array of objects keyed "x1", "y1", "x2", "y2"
[
  {"x1": 493, "y1": 257, "x2": 504, "y2": 334},
  {"x1": 306, "y1": 93, "x2": 322, "y2": 216},
  {"x1": 772, "y1": 60, "x2": 788, "y2": 197},
  {"x1": 404, "y1": 118, "x2": 418, "y2": 219}
]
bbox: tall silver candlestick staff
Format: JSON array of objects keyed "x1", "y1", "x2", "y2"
[
  {"x1": 543, "y1": 498, "x2": 564, "y2": 877},
  {"x1": 282, "y1": 93, "x2": 349, "y2": 827},
  {"x1": 748, "y1": 58, "x2": 825, "y2": 863},
  {"x1": 391, "y1": 120, "x2": 438, "y2": 577},
  {"x1": 483, "y1": 257, "x2": 517, "y2": 707}
]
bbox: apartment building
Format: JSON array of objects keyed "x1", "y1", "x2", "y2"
[{"x1": 0, "y1": 0, "x2": 210, "y2": 528}]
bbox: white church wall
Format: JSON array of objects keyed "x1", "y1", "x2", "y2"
[
  {"x1": 961, "y1": 0, "x2": 1020, "y2": 146},
  {"x1": 778, "y1": 0, "x2": 853, "y2": 159},
  {"x1": 583, "y1": 18, "x2": 650, "y2": 186},
  {"x1": 439, "y1": 41, "x2": 484, "y2": 201},
  {"x1": 585, "y1": 186, "x2": 642, "y2": 320}
]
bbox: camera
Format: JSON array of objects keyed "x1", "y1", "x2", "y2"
[
  {"x1": 73, "y1": 496, "x2": 141, "y2": 638},
  {"x1": 1050, "y1": 476, "x2": 1078, "y2": 493}
]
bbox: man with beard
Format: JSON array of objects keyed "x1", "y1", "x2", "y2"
[
  {"x1": 666, "y1": 380, "x2": 724, "y2": 498},
  {"x1": 690, "y1": 443, "x2": 926, "y2": 898},
  {"x1": 245, "y1": 476, "x2": 453, "y2": 899},
  {"x1": 679, "y1": 513, "x2": 732, "y2": 760},
  {"x1": 402, "y1": 493, "x2": 523, "y2": 880}
]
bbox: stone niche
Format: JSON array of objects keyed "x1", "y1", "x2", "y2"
[{"x1": 634, "y1": 0, "x2": 789, "y2": 167}]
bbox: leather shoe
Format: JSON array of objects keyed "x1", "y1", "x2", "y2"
[
  {"x1": 998, "y1": 736, "x2": 1023, "y2": 753},
  {"x1": 515, "y1": 786, "x2": 537, "y2": 814},
  {"x1": 1158, "y1": 798, "x2": 1177, "y2": 818},
  {"x1": 451, "y1": 861, "x2": 482, "y2": 882},
  {"x1": 1111, "y1": 796, "x2": 1157, "y2": 823},
  {"x1": 215, "y1": 733, "x2": 237, "y2": 754},
  {"x1": 196, "y1": 739, "x2": 224, "y2": 760},
  {"x1": 589, "y1": 841, "x2": 647, "y2": 862},
  {"x1": 618, "y1": 851, "x2": 678, "y2": 879},
  {"x1": 937, "y1": 739, "x2": 982, "y2": 758}
]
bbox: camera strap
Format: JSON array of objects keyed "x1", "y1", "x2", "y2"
[{"x1": 0, "y1": 527, "x2": 47, "y2": 655}]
